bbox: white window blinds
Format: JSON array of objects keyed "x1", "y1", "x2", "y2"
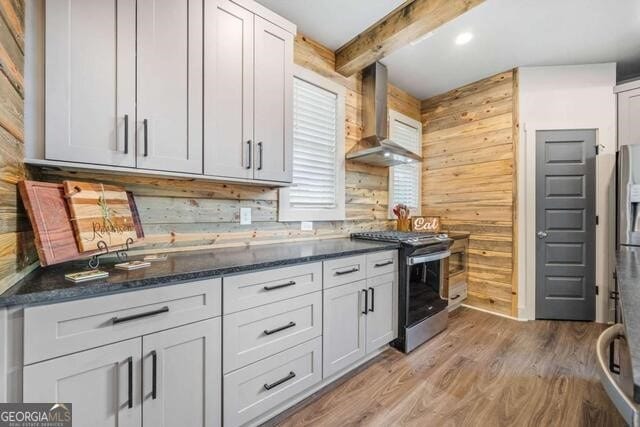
[
  {"x1": 289, "y1": 77, "x2": 338, "y2": 208},
  {"x1": 279, "y1": 66, "x2": 345, "y2": 222},
  {"x1": 389, "y1": 111, "x2": 422, "y2": 216}
]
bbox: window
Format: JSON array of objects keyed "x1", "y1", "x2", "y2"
[
  {"x1": 279, "y1": 65, "x2": 346, "y2": 221},
  {"x1": 388, "y1": 110, "x2": 422, "y2": 218}
]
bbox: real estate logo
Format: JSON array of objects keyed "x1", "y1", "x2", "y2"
[{"x1": 0, "y1": 403, "x2": 72, "y2": 427}]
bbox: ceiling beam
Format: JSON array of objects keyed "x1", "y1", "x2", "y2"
[{"x1": 334, "y1": 0, "x2": 485, "y2": 77}]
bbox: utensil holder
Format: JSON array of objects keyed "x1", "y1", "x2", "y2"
[{"x1": 397, "y1": 218, "x2": 411, "y2": 232}]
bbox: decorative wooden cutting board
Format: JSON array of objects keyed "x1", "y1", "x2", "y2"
[
  {"x1": 18, "y1": 181, "x2": 144, "y2": 266},
  {"x1": 63, "y1": 181, "x2": 139, "y2": 253}
]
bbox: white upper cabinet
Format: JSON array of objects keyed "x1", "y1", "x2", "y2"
[
  {"x1": 204, "y1": 1, "x2": 294, "y2": 182},
  {"x1": 204, "y1": 0, "x2": 254, "y2": 179},
  {"x1": 137, "y1": 0, "x2": 203, "y2": 174},
  {"x1": 618, "y1": 85, "x2": 640, "y2": 147},
  {"x1": 45, "y1": 0, "x2": 136, "y2": 167},
  {"x1": 253, "y1": 16, "x2": 294, "y2": 182},
  {"x1": 43, "y1": 0, "x2": 295, "y2": 184}
]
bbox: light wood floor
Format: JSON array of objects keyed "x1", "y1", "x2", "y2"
[{"x1": 271, "y1": 307, "x2": 624, "y2": 427}]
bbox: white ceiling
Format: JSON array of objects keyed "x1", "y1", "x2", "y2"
[
  {"x1": 255, "y1": 0, "x2": 406, "y2": 50},
  {"x1": 259, "y1": 0, "x2": 640, "y2": 100},
  {"x1": 382, "y1": 0, "x2": 640, "y2": 99}
]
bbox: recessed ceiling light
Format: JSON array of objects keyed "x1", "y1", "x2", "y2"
[
  {"x1": 383, "y1": 152, "x2": 391, "y2": 157},
  {"x1": 410, "y1": 31, "x2": 434, "y2": 46},
  {"x1": 455, "y1": 32, "x2": 473, "y2": 45}
]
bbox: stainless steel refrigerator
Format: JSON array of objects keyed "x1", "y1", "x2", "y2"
[{"x1": 618, "y1": 144, "x2": 640, "y2": 247}]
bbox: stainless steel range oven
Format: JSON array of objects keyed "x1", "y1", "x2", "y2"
[{"x1": 351, "y1": 231, "x2": 452, "y2": 353}]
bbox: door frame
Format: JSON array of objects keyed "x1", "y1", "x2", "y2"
[
  {"x1": 520, "y1": 126, "x2": 616, "y2": 322},
  {"x1": 534, "y1": 129, "x2": 597, "y2": 320}
]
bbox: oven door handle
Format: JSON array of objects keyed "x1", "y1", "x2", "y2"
[{"x1": 408, "y1": 250, "x2": 451, "y2": 265}]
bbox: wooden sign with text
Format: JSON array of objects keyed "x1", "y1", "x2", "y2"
[
  {"x1": 411, "y1": 216, "x2": 440, "y2": 232},
  {"x1": 64, "y1": 181, "x2": 138, "y2": 252}
]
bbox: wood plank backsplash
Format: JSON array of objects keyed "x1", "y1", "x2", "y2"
[
  {"x1": 0, "y1": 0, "x2": 38, "y2": 292},
  {"x1": 421, "y1": 70, "x2": 518, "y2": 317},
  {"x1": 9, "y1": 35, "x2": 419, "y2": 271}
]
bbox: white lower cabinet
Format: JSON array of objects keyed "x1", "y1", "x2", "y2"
[
  {"x1": 322, "y1": 280, "x2": 367, "y2": 378},
  {"x1": 323, "y1": 273, "x2": 398, "y2": 379},
  {"x1": 365, "y1": 273, "x2": 397, "y2": 352},
  {"x1": 223, "y1": 337, "x2": 322, "y2": 426},
  {"x1": 24, "y1": 338, "x2": 142, "y2": 427},
  {"x1": 142, "y1": 318, "x2": 221, "y2": 427},
  {"x1": 23, "y1": 319, "x2": 222, "y2": 427},
  {"x1": 18, "y1": 251, "x2": 399, "y2": 427}
]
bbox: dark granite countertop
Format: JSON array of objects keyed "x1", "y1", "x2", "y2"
[
  {"x1": 616, "y1": 245, "x2": 640, "y2": 403},
  {"x1": 0, "y1": 238, "x2": 399, "y2": 308}
]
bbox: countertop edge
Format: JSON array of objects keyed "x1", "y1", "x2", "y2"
[{"x1": 0, "y1": 241, "x2": 400, "y2": 309}]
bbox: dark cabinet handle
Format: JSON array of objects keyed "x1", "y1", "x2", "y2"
[
  {"x1": 451, "y1": 294, "x2": 461, "y2": 301},
  {"x1": 257, "y1": 142, "x2": 263, "y2": 170},
  {"x1": 369, "y1": 287, "x2": 375, "y2": 312},
  {"x1": 127, "y1": 356, "x2": 133, "y2": 409},
  {"x1": 151, "y1": 350, "x2": 157, "y2": 400},
  {"x1": 112, "y1": 306, "x2": 169, "y2": 324},
  {"x1": 124, "y1": 114, "x2": 129, "y2": 154},
  {"x1": 374, "y1": 261, "x2": 393, "y2": 268},
  {"x1": 609, "y1": 336, "x2": 622, "y2": 374},
  {"x1": 263, "y1": 281, "x2": 296, "y2": 291},
  {"x1": 143, "y1": 119, "x2": 149, "y2": 157},
  {"x1": 264, "y1": 371, "x2": 296, "y2": 391},
  {"x1": 246, "y1": 140, "x2": 252, "y2": 169},
  {"x1": 335, "y1": 267, "x2": 359, "y2": 276},
  {"x1": 362, "y1": 289, "x2": 368, "y2": 315},
  {"x1": 264, "y1": 321, "x2": 296, "y2": 336}
]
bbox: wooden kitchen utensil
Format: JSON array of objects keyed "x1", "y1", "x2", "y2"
[
  {"x1": 63, "y1": 181, "x2": 138, "y2": 253},
  {"x1": 18, "y1": 181, "x2": 144, "y2": 266}
]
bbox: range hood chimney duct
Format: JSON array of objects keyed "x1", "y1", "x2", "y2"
[{"x1": 346, "y1": 62, "x2": 422, "y2": 167}]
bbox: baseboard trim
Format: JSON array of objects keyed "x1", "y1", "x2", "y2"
[{"x1": 461, "y1": 303, "x2": 526, "y2": 322}]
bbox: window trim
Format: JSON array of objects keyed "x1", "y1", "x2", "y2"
[
  {"x1": 388, "y1": 109, "x2": 423, "y2": 219},
  {"x1": 279, "y1": 65, "x2": 346, "y2": 222}
]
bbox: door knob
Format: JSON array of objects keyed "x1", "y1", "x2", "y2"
[{"x1": 537, "y1": 231, "x2": 548, "y2": 239}]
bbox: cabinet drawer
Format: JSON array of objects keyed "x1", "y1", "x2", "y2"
[
  {"x1": 366, "y1": 250, "x2": 398, "y2": 278},
  {"x1": 24, "y1": 279, "x2": 221, "y2": 365},
  {"x1": 223, "y1": 292, "x2": 322, "y2": 373},
  {"x1": 224, "y1": 263, "x2": 322, "y2": 314},
  {"x1": 448, "y1": 281, "x2": 467, "y2": 306},
  {"x1": 224, "y1": 337, "x2": 322, "y2": 426},
  {"x1": 323, "y1": 255, "x2": 366, "y2": 289}
]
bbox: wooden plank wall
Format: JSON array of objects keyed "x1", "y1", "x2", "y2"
[
  {"x1": 421, "y1": 70, "x2": 518, "y2": 317},
  {"x1": 0, "y1": 0, "x2": 37, "y2": 292},
  {"x1": 31, "y1": 35, "x2": 420, "y2": 257}
]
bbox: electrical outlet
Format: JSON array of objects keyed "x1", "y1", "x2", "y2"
[
  {"x1": 240, "y1": 208, "x2": 252, "y2": 225},
  {"x1": 301, "y1": 221, "x2": 313, "y2": 231}
]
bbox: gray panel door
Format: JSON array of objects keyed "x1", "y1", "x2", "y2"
[{"x1": 536, "y1": 130, "x2": 596, "y2": 320}]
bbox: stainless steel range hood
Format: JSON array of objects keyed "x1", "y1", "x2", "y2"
[{"x1": 346, "y1": 62, "x2": 422, "y2": 167}]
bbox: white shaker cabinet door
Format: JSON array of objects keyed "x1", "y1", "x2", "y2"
[
  {"x1": 253, "y1": 16, "x2": 293, "y2": 183},
  {"x1": 204, "y1": 0, "x2": 254, "y2": 179},
  {"x1": 323, "y1": 280, "x2": 367, "y2": 378},
  {"x1": 618, "y1": 87, "x2": 640, "y2": 147},
  {"x1": 136, "y1": 0, "x2": 203, "y2": 174},
  {"x1": 23, "y1": 338, "x2": 142, "y2": 427},
  {"x1": 365, "y1": 273, "x2": 397, "y2": 353},
  {"x1": 142, "y1": 318, "x2": 221, "y2": 427},
  {"x1": 45, "y1": 0, "x2": 136, "y2": 167}
]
